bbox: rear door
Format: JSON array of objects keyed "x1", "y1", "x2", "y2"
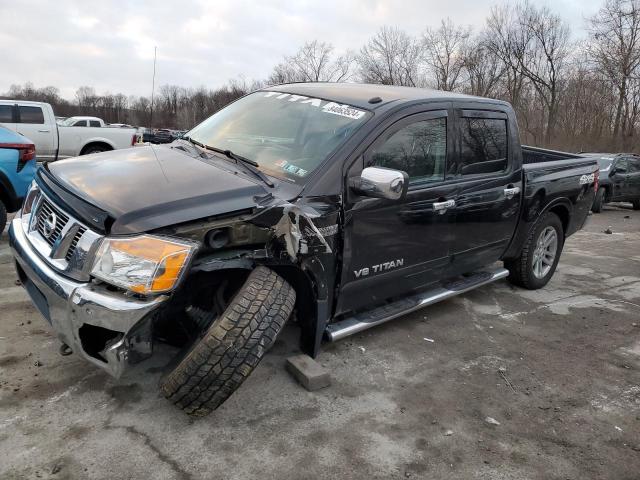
[
  {"x1": 16, "y1": 104, "x2": 55, "y2": 161},
  {"x1": 448, "y1": 108, "x2": 522, "y2": 275},
  {"x1": 611, "y1": 158, "x2": 628, "y2": 200},
  {"x1": 338, "y1": 109, "x2": 457, "y2": 314}
]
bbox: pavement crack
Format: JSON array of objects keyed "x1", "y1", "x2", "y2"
[{"x1": 104, "y1": 420, "x2": 193, "y2": 480}]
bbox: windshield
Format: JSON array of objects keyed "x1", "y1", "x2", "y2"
[{"x1": 186, "y1": 91, "x2": 372, "y2": 184}]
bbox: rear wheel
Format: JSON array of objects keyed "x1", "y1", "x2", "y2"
[
  {"x1": 592, "y1": 187, "x2": 606, "y2": 213},
  {"x1": 81, "y1": 145, "x2": 110, "y2": 155},
  {"x1": 632, "y1": 199, "x2": 640, "y2": 210},
  {"x1": 0, "y1": 200, "x2": 6, "y2": 234},
  {"x1": 159, "y1": 266, "x2": 296, "y2": 416},
  {"x1": 505, "y1": 212, "x2": 564, "y2": 290}
]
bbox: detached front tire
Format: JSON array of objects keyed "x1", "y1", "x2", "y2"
[
  {"x1": 505, "y1": 212, "x2": 564, "y2": 290},
  {"x1": 160, "y1": 266, "x2": 295, "y2": 416},
  {"x1": 592, "y1": 187, "x2": 606, "y2": 213}
]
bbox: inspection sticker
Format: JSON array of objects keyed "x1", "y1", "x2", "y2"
[{"x1": 275, "y1": 159, "x2": 309, "y2": 177}]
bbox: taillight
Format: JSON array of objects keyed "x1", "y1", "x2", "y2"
[
  {"x1": 131, "y1": 134, "x2": 137, "y2": 146},
  {"x1": 594, "y1": 169, "x2": 599, "y2": 192},
  {"x1": 0, "y1": 142, "x2": 36, "y2": 172}
]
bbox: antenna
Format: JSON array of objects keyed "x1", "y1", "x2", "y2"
[{"x1": 150, "y1": 46, "x2": 157, "y2": 128}]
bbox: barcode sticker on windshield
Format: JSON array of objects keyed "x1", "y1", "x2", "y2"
[{"x1": 322, "y1": 102, "x2": 366, "y2": 120}]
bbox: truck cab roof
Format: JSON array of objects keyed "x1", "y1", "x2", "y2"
[{"x1": 265, "y1": 82, "x2": 511, "y2": 111}]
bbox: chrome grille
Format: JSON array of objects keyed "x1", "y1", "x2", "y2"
[
  {"x1": 36, "y1": 198, "x2": 70, "y2": 246},
  {"x1": 25, "y1": 191, "x2": 103, "y2": 282},
  {"x1": 65, "y1": 226, "x2": 87, "y2": 261}
]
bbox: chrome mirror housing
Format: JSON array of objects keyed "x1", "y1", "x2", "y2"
[{"x1": 350, "y1": 166, "x2": 409, "y2": 201}]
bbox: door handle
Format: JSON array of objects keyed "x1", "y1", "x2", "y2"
[
  {"x1": 504, "y1": 186, "x2": 521, "y2": 199},
  {"x1": 433, "y1": 199, "x2": 456, "y2": 214},
  {"x1": 38, "y1": 129, "x2": 50, "y2": 133}
]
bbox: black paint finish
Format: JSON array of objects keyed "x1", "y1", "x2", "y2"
[{"x1": 37, "y1": 83, "x2": 598, "y2": 357}]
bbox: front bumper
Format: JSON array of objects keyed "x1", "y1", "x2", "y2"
[{"x1": 9, "y1": 217, "x2": 167, "y2": 377}]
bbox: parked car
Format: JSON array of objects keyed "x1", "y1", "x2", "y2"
[
  {"x1": 9, "y1": 83, "x2": 598, "y2": 416},
  {"x1": 0, "y1": 101, "x2": 138, "y2": 161},
  {"x1": 59, "y1": 116, "x2": 105, "y2": 127},
  {"x1": 0, "y1": 126, "x2": 37, "y2": 232},
  {"x1": 584, "y1": 153, "x2": 640, "y2": 212},
  {"x1": 153, "y1": 128, "x2": 174, "y2": 143}
]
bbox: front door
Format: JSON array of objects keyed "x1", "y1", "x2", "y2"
[
  {"x1": 624, "y1": 156, "x2": 640, "y2": 200},
  {"x1": 448, "y1": 109, "x2": 522, "y2": 275},
  {"x1": 338, "y1": 110, "x2": 457, "y2": 315},
  {"x1": 0, "y1": 104, "x2": 16, "y2": 132}
]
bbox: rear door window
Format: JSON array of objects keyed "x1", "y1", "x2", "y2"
[
  {"x1": 18, "y1": 106, "x2": 45, "y2": 124},
  {"x1": 89, "y1": 120, "x2": 101, "y2": 127},
  {"x1": 0, "y1": 105, "x2": 13, "y2": 123},
  {"x1": 459, "y1": 116, "x2": 508, "y2": 176}
]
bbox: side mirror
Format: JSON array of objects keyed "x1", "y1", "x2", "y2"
[{"x1": 349, "y1": 166, "x2": 409, "y2": 201}]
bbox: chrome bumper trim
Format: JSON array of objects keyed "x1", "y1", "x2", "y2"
[{"x1": 9, "y1": 217, "x2": 167, "y2": 377}]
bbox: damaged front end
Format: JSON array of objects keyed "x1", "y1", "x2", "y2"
[{"x1": 163, "y1": 194, "x2": 342, "y2": 358}]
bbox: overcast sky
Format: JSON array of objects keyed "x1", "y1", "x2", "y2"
[{"x1": 0, "y1": 0, "x2": 603, "y2": 100}]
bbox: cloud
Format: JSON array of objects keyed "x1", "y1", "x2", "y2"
[{"x1": 0, "y1": 0, "x2": 602, "y2": 99}]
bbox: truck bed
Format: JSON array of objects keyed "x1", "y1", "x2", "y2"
[{"x1": 522, "y1": 145, "x2": 583, "y2": 165}]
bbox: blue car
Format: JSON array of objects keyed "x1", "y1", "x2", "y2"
[{"x1": 0, "y1": 126, "x2": 37, "y2": 233}]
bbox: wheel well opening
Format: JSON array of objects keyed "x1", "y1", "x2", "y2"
[
  {"x1": 549, "y1": 205, "x2": 569, "y2": 234},
  {"x1": 268, "y1": 265, "x2": 316, "y2": 323},
  {"x1": 80, "y1": 142, "x2": 113, "y2": 155}
]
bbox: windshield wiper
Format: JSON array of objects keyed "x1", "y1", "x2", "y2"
[{"x1": 184, "y1": 137, "x2": 274, "y2": 188}]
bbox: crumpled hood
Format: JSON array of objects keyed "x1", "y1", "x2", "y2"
[{"x1": 47, "y1": 144, "x2": 269, "y2": 234}]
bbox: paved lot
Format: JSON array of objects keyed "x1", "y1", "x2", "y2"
[{"x1": 1, "y1": 205, "x2": 639, "y2": 480}]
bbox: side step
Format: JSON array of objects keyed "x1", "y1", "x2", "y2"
[{"x1": 325, "y1": 267, "x2": 509, "y2": 342}]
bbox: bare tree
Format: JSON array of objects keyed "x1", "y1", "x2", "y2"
[
  {"x1": 486, "y1": 2, "x2": 571, "y2": 145},
  {"x1": 422, "y1": 18, "x2": 471, "y2": 91},
  {"x1": 268, "y1": 40, "x2": 353, "y2": 84},
  {"x1": 588, "y1": 0, "x2": 640, "y2": 144},
  {"x1": 75, "y1": 86, "x2": 98, "y2": 109},
  {"x1": 462, "y1": 36, "x2": 506, "y2": 97},
  {"x1": 358, "y1": 26, "x2": 422, "y2": 86}
]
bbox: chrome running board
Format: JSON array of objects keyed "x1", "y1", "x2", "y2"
[{"x1": 325, "y1": 267, "x2": 509, "y2": 342}]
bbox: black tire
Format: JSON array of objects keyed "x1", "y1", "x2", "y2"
[
  {"x1": 0, "y1": 201, "x2": 6, "y2": 234},
  {"x1": 81, "y1": 145, "x2": 109, "y2": 155},
  {"x1": 159, "y1": 266, "x2": 295, "y2": 416},
  {"x1": 592, "y1": 187, "x2": 606, "y2": 213},
  {"x1": 505, "y1": 212, "x2": 564, "y2": 290},
  {"x1": 633, "y1": 199, "x2": 640, "y2": 210}
]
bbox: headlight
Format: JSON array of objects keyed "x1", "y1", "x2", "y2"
[{"x1": 91, "y1": 235, "x2": 197, "y2": 294}]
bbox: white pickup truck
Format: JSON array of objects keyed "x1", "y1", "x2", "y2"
[{"x1": 0, "y1": 100, "x2": 138, "y2": 161}]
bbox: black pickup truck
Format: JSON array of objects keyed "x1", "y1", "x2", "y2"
[{"x1": 9, "y1": 84, "x2": 598, "y2": 416}]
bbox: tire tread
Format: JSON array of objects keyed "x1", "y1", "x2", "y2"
[{"x1": 159, "y1": 266, "x2": 295, "y2": 416}]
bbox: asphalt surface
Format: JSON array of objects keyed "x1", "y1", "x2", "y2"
[{"x1": 0, "y1": 204, "x2": 639, "y2": 480}]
